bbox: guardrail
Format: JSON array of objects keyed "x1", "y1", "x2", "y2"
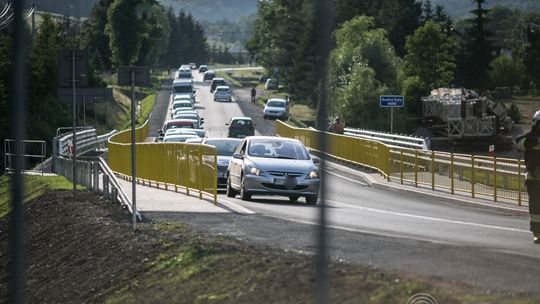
[
  {"x1": 52, "y1": 128, "x2": 117, "y2": 172},
  {"x1": 276, "y1": 121, "x2": 528, "y2": 206},
  {"x1": 107, "y1": 121, "x2": 218, "y2": 203},
  {"x1": 344, "y1": 128, "x2": 430, "y2": 150},
  {"x1": 53, "y1": 154, "x2": 142, "y2": 221}
]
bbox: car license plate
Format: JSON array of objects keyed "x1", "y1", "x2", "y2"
[{"x1": 274, "y1": 178, "x2": 285, "y2": 185}]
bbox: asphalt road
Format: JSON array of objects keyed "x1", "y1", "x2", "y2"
[{"x1": 148, "y1": 68, "x2": 540, "y2": 295}]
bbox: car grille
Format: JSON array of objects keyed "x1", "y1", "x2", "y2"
[
  {"x1": 267, "y1": 171, "x2": 304, "y2": 177},
  {"x1": 262, "y1": 184, "x2": 308, "y2": 191},
  {"x1": 217, "y1": 165, "x2": 228, "y2": 171}
]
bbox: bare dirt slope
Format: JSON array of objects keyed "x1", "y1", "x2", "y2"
[{"x1": 0, "y1": 190, "x2": 536, "y2": 303}]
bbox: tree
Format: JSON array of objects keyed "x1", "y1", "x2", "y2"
[
  {"x1": 489, "y1": 54, "x2": 525, "y2": 89},
  {"x1": 329, "y1": 16, "x2": 401, "y2": 130},
  {"x1": 455, "y1": 0, "x2": 495, "y2": 90},
  {"x1": 524, "y1": 24, "x2": 540, "y2": 89},
  {"x1": 403, "y1": 21, "x2": 456, "y2": 90},
  {"x1": 106, "y1": 0, "x2": 145, "y2": 67},
  {"x1": 137, "y1": 4, "x2": 171, "y2": 66}
]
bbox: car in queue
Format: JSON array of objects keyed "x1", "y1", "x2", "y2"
[
  {"x1": 164, "y1": 128, "x2": 207, "y2": 138},
  {"x1": 198, "y1": 65, "x2": 208, "y2": 73},
  {"x1": 172, "y1": 93, "x2": 193, "y2": 105},
  {"x1": 201, "y1": 137, "x2": 242, "y2": 189},
  {"x1": 171, "y1": 78, "x2": 195, "y2": 103},
  {"x1": 226, "y1": 136, "x2": 320, "y2": 204},
  {"x1": 177, "y1": 67, "x2": 192, "y2": 80},
  {"x1": 163, "y1": 134, "x2": 199, "y2": 143},
  {"x1": 226, "y1": 117, "x2": 255, "y2": 138},
  {"x1": 265, "y1": 78, "x2": 278, "y2": 90},
  {"x1": 172, "y1": 112, "x2": 204, "y2": 128},
  {"x1": 213, "y1": 85, "x2": 232, "y2": 102},
  {"x1": 170, "y1": 100, "x2": 194, "y2": 118},
  {"x1": 189, "y1": 62, "x2": 197, "y2": 70},
  {"x1": 263, "y1": 98, "x2": 289, "y2": 120},
  {"x1": 203, "y1": 70, "x2": 216, "y2": 81},
  {"x1": 210, "y1": 77, "x2": 227, "y2": 92},
  {"x1": 185, "y1": 137, "x2": 204, "y2": 144},
  {"x1": 157, "y1": 119, "x2": 197, "y2": 140}
]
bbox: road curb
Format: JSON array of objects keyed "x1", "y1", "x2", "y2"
[{"x1": 323, "y1": 158, "x2": 529, "y2": 215}]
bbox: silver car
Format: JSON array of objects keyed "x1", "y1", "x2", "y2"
[
  {"x1": 202, "y1": 138, "x2": 242, "y2": 189},
  {"x1": 226, "y1": 136, "x2": 320, "y2": 204}
]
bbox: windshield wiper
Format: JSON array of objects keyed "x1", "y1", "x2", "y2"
[{"x1": 276, "y1": 156, "x2": 296, "y2": 159}]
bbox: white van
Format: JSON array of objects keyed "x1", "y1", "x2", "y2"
[
  {"x1": 177, "y1": 67, "x2": 192, "y2": 80},
  {"x1": 172, "y1": 79, "x2": 195, "y2": 103}
]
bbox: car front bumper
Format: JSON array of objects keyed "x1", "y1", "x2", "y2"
[{"x1": 243, "y1": 174, "x2": 319, "y2": 197}]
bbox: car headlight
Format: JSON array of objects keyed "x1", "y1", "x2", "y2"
[
  {"x1": 249, "y1": 166, "x2": 262, "y2": 176},
  {"x1": 307, "y1": 170, "x2": 318, "y2": 179}
]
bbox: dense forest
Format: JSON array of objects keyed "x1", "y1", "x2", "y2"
[{"x1": 431, "y1": 0, "x2": 540, "y2": 19}]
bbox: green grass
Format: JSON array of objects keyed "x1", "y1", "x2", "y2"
[
  {"x1": 104, "y1": 221, "x2": 539, "y2": 304},
  {"x1": 290, "y1": 104, "x2": 316, "y2": 122},
  {"x1": 216, "y1": 71, "x2": 242, "y2": 87},
  {"x1": 137, "y1": 94, "x2": 156, "y2": 126},
  {"x1": 0, "y1": 175, "x2": 79, "y2": 219}
]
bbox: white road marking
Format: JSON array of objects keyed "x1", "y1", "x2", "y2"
[
  {"x1": 325, "y1": 199, "x2": 530, "y2": 234},
  {"x1": 323, "y1": 169, "x2": 368, "y2": 186}
]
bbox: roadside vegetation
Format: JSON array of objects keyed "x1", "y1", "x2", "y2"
[
  {"x1": 0, "y1": 175, "x2": 77, "y2": 219},
  {"x1": 246, "y1": 0, "x2": 540, "y2": 132}
]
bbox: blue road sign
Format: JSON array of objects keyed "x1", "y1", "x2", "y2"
[{"x1": 380, "y1": 95, "x2": 405, "y2": 107}]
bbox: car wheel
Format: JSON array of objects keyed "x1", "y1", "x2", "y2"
[
  {"x1": 289, "y1": 195, "x2": 300, "y2": 201},
  {"x1": 226, "y1": 175, "x2": 237, "y2": 198},
  {"x1": 240, "y1": 175, "x2": 251, "y2": 201},
  {"x1": 306, "y1": 196, "x2": 318, "y2": 205}
]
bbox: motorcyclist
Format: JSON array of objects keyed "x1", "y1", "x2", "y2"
[{"x1": 517, "y1": 109, "x2": 540, "y2": 244}]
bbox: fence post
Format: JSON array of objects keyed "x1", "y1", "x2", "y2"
[
  {"x1": 414, "y1": 150, "x2": 418, "y2": 187},
  {"x1": 451, "y1": 153, "x2": 454, "y2": 195},
  {"x1": 494, "y1": 157, "x2": 498, "y2": 202},
  {"x1": 387, "y1": 148, "x2": 391, "y2": 182},
  {"x1": 471, "y1": 155, "x2": 475, "y2": 198},
  {"x1": 214, "y1": 149, "x2": 217, "y2": 205},
  {"x1": 103, "y1": 175, "x2": 110, "y2": 199},
  {"x1": 400, "y1": 150, "x2": 403, "y2": 184},
  {"x1": 111, "y1": 187, "x2": 118, "y2": 203},
  {"x1": 431, "y1": 150, "x2": 435, "y2": 191},
  {"x1": 94, "y1": 162, "x2": 100, "y2": 193},
  {"x1": 199, "y1": 146, "x2": 203, "y2": 200},
  {"x1": 518, "y1": 161, "x2": 522, "y2": 206}
]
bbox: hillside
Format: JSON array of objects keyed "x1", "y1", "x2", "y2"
[
  {"x1": 158, "y1": 0, "x2": 257, "y2": 21},
  {"x1": 1, "y1": 0, "x2": 96, "y2": 17},
  {"x1": 431, "y1": 0, "x2": 540, "y2": 19}
]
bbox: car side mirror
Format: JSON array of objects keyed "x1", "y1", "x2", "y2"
[
  {"x1": 200, "y1": 118, "x2": 205, "y2": 122},
  {"x1": 232, "y1": 153, "x2": 243, "y2": 159},
  {"x1": 225, "y1": 122, "x2": 230, "y2": 126},
  {"x1": 158, "y1": 130, "x2": 164, "y2": 136},
  {"x1": 312, "y1": 157, "x2": 320, "y2": 164}
]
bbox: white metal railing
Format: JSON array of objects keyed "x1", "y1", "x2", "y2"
[
  {"x1": 344, "y1": 128, "x2": 430, "y2": 150},
  {"x1": 4, "y1": 139, "x2": 46, "y2": 174}
]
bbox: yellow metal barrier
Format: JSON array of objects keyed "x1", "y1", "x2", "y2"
[
  {"x1": 276, "y1": 121, "x2": 389, "y2": 178},
  {"x1": 276, "y1": 120, "x2": 528, "y2": 206},
  {"x1": 108, "y1": 121, "x2": 218, "y2": 204}
]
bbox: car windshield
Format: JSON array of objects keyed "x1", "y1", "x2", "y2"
[
  {"x1": 172, "y1": 103, "x2": 192, "y2": 109},
  {"x1": 163, "y1": 135, "x2": 197, "y2": 142},
  {"x1": 248, "y1": 139, "x2": 310, "y2": 160},
  {"x1": 231, "y1": 119, "x2": 252, "y2": 127},
  {"x1": 216, "y1": 87, "x2": 229, "y2": 92},
  {"x1": 267, "y1": 101, "x2": 285, "y2": 108},
  {"x1": 173, "y1": 86, "x2": 192, "y2": 93},
  {"x1": 204, "y1": 139, "x2": 241, "y2": 156}
]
